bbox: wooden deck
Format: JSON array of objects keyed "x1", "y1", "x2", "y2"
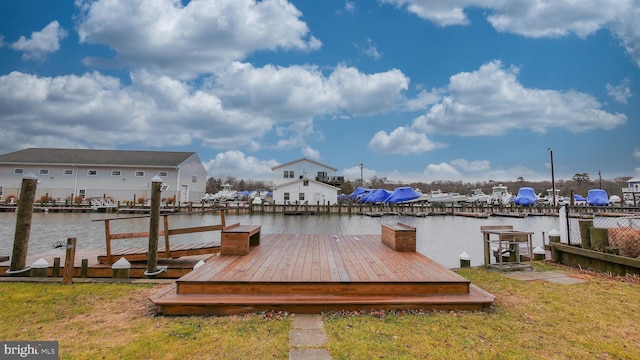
[
  {"x1": 150, "y1": 234, "x2": 495, "y2": 315},
  {"x1": 97, "y1": 242, "x2": 220, "y2": 264},
  {"x1": 0, "y1": 249, "x2": 212, "y2": 279}
]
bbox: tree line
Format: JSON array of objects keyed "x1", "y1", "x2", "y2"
[{"x1": 207, "y1": 174, "x2": 633, "y2": 198}]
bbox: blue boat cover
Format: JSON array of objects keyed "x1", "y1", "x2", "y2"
[
  {"x1": 573, "y1": 194, "x2": 587, "y2": 201},
  {"x1": 348, "y1": 187, "x2": 370, "y2": 199},
  {"x1": 384, "y1": 187, "x2": 420, "y2": 203},
  {"x1": 513, "y1": 187, "x2": 537, "y2": 205},
  {"x1": 587, "y1": 189, "x2": 609, "y2": 206},
  {"x1": 359, "y1": 189, "x2": 392, "y2": 203}
]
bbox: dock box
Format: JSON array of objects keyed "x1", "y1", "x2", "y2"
[
  {"x1": 381, "y1": 223, "x2": 416, "y2": 252},
  {"x1": 220, "y1": 224, "x2": 261, "y2": 255}
]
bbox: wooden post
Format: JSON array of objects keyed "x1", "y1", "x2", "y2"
[
  {"x1": 63, "y1": 237, "x2": 76, "y2": 285},
  {"x1": 9, "y1": 173, "x2": 38, "y2": 274},
  {"x1": 81, "y1": 259, "x2": 88, "y2": 278},
  {"x1": 53, "y1": 257, "x2": 61, "y2": 277},
  {"x1": 146, "y1": 176, "x2": 162, "y2": 275}
]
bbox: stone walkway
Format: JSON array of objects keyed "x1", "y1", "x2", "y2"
[
  {"x1": 289, "y1": 314, "x2": 332, "y2": 360},
  {"x1": 504, "y1": 270, "x2": 587, "y2": 284}
]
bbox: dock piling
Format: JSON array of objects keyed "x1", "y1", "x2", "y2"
[
  {"x1": 9, "y1": 173, "x2": 38, "y2": 275},
  {"x1": 62, "y1": 237, "x2": 76, "y2": 285}
]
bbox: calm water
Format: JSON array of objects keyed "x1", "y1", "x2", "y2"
[{"x1": 0, "y1": 212, "x2": 560, "y2": 268}]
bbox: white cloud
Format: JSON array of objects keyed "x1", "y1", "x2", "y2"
[
  {"x1": 356, "y1": 38, "x2": 382, "y2": 60},
  {"x1": 450, "y1": 159, "x2": 491, "y2": 172},
  {"x1": 203, "y1": 150, "x2": 278, "y2": 179},
  {"x1": 213, "y1": 62, "x2": 409, "y2": 119},
  {"x1": 634, "y1": 148, "x2": 640, "y2": 159},
  {"x1": 424, "y1": 162, "x2": 460, "y2": 179},
  {"x1": 344, "y1": 1, "x2": 356, "y2": 13},
  {"x1": 76, "y1": 0, "x2": 321, "y2": 79},
  {"x1": 0, "y1": 71, "x2": 272, "y2": 153},
  {"x1": 369, "y1": 127, "x2": 445, "y2": 155},
  {"x1": 403, "y1": 89, "x2": 443, "y2": 111},
  {"x1": 382, "y1": 0, "x2": 640, "y2": 67},
  {"x1": 10, "y1": 21, "x2": 67, "y2": 60},
  {"x1": 412, "y1": 60, "x2": 626, "y2": 136},
  {"x1": 606, "y1": 78, "x2": 633, "y2": 104},
  {"x1": 342, "y1": 164, "x2": 376, "y2": 182},
  {"x1": 421, "y1": 161, "x2": 540, "y2": 183}
]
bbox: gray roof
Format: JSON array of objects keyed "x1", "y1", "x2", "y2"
[
  {"x1": 0, "y1": 148, "x2": 197, "y2": 167},
  {"x1": 271, "y1": 157, "x2": 337, "y2": 172}
]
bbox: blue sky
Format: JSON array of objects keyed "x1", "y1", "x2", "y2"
[{"x1": 1, "y1": 0, "x2": 639, "y2": 184}]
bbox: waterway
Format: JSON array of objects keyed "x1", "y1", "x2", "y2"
[{"x1": 0, "y1": 212, "x2": 560, "y2": 268}]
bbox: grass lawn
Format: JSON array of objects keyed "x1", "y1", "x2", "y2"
[{"x1": 1, "y1": 263, "x2": 638, "y2": 359}]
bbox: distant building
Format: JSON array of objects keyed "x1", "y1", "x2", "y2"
[
  {"x1": 622, "y1": 176, "x2": 640, "y2": 206},
  {"x1": 0, "y1": 148, "x2": 206, "y2": 203},
  {"x1": 271, "y1": 158, "x2": 343, "y2": 205}
]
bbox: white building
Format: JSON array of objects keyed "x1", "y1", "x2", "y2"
[
  {"x1": 622, "y1": 177, "x2": 640, "y2": 206},
  {"x1": 0, "y1": 148, "x2": 206, "y2": 204},
  {"x1": 271, "y1": 158, "x2": 343, "y2": 205}
]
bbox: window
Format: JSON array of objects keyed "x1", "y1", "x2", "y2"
[
  {"x1": 303, "y1": 180, "x2": 309, "y2": 186},
  {"x1": 284, "y1": 192, "x2": 290, "y2": 201},
  {"x1": 158, "y1": 171, "x2": 168, "y2": 177},
  {"x1": 317, "y1": 171, "x2": 327, "y2": 178},
  {"x1": 78, "y1": 189, "x2": 86, "y2": 198},
  {"x1": 63, "y1": 169, "x2": 73, "y2": 175},
  {"x1": 0, "y1": 186, "x2": 3, "y2": 196},
  {"x1": 111, "y1": 170, "x2": 121, "y2": 176},
  {"x1": 284, "y1": 170, "x2": 294, "y2": 178},
  {"x1": 14, "y1": 168, "x2": 23, "y2": 174},
  {"x1": 87, "y1": 170, "x2": 97, "y2": 176},
  {"x1": 299, "y1": 193, "x2": 305, "y2": 201},
  {"x1": 192, "y1": 175, "x2": 198, "y2": 183},
  {"x1": 39, "y1": 169, "x2": 49, "y2": 175},
  {"x1": 135, "y1": 171, "x2": 145, "y2": 177}
]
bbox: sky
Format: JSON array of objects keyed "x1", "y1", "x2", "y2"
[{"x1": 1, "y1": 0, "x2": 639, "y2": 185}]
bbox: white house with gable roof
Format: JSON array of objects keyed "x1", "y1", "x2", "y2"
[
  {"x1": 271, "y1": 158, "x2": 343, "y2": 205},
  {"x1": 0, "y1": 148, "x2": 206, "y2": 204}
]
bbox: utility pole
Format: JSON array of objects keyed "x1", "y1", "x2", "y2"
[
  {"x1": 598, "y1": 170, "x2": 602, "y2": 189},
  {"x1": 548, "y1": 148, "x2": 556, "y2": 206},
  {"x1": 360, "y1": 163, "x2": 363, "y2": 187}
]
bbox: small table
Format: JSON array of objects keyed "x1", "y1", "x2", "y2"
[{"x1": 482, "y1": 228, "x2": 534, "y2": 271}]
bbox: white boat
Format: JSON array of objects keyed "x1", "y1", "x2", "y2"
[
  {"x1": 488, "y1": 185, "x2": 512, "y2": 205},
  {"x1": 201, "y1": 184, "x2": 238, "y2": 203},
  {"x1": 466, "y1": 189, "x2": 490, "y2": 203},
  {"x1": 426, "y1": 189, "x2": 453, "y2": 203}
]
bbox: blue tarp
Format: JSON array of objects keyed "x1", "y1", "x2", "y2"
[
  {"x1": 513, "y1": 187, "x2": 537, "y2": 206},
  {"x1": 236, "y1": 190, "x2": 251, "y2": 195},
  {"x1": 587, "y1": 189, "x2": 609, "y2": 206},
  {"x1": 384, "y1": 187, "x2": 421, "y2": 203},
  {"x1": 348, "y1": 187, "x2": 370, "y2": 200},
  {"x1": 574, "y1": 194, "x2": 587, "y2": 201},
  {"x1": 359, "y1": 189, "x2": 392, "y2": 203}
]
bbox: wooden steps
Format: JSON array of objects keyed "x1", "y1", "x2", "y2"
[
  {"x1": 150, "y1": 234, "x2": 495, "y2": 315},
  {"x1": 151, "y1": 284, "x2": 494, "y2": 315}
]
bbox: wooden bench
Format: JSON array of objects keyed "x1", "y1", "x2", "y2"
[
  {"x1": 381, "y1": 222, "x2": 416, "y2": 252},
  {"x1": 220, "y1": 223, "x2": 262, "y2": 255}
]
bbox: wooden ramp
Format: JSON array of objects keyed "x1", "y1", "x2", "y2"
[
  {"x1": 97, "y1": 242, "x2": 220, "y2": 264},
  {"x1": 150, "y1": 234, "x2": 495, "y2": 315}
]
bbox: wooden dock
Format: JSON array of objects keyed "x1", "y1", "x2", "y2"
[
  {"x1": 0, "y1": 249, "x2": 211, "y2": 279},
  {"x1": 150, "y1": 233, "x2": 495, "y2": 315}
]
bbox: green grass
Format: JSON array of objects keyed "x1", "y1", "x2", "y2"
[
  {"x1": 1, "y1": 263, "x2": 639, "y2": 359},
  {"x1": 324, "y1": 264, "x2": 640, "y2": 359},
  {"x1": 0, "y1": 283, "x2": 289, "y2": 359}
]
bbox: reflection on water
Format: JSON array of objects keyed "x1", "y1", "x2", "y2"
[{"x1": 0, "y1": 212, "x2": 559, "y2": 268}]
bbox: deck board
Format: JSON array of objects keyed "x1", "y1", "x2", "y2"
[{"x1": 151, "y1": 233, "x2": 495, "y2": 315}]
